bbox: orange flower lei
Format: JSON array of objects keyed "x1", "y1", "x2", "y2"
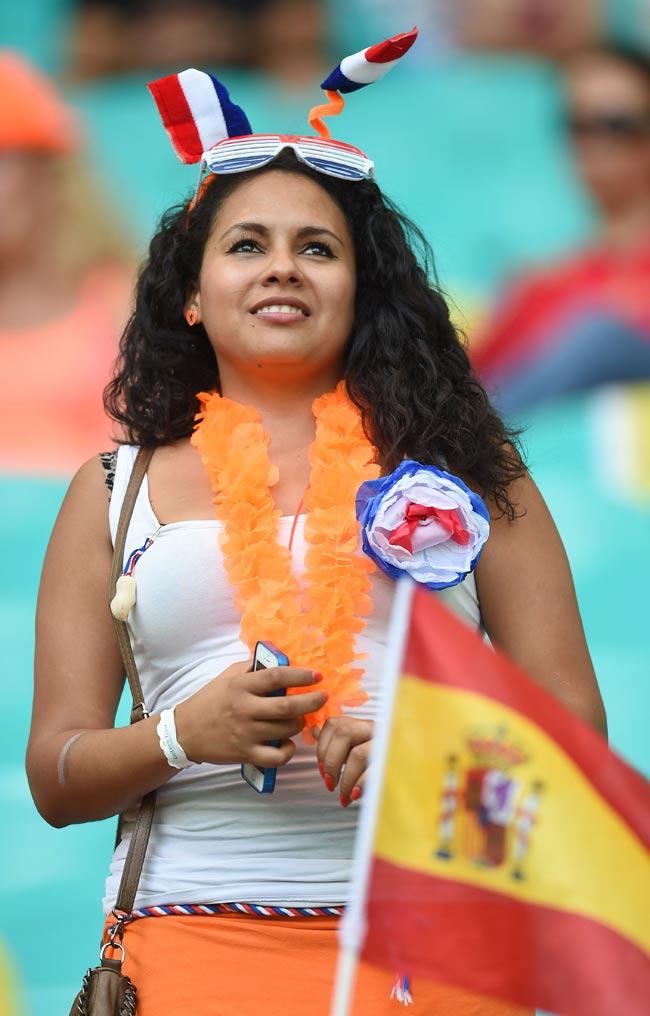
[{"x1": 191, "y1": 381, "x2": 380, "y2": 734}]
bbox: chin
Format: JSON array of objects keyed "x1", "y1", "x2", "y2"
[{"x1": 246, "y1": 336, "x2": 321, "y2": 361}]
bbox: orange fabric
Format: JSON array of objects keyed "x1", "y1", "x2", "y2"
[
  {"x1": 0, "y1": 52, "x2": 78, "y2": 153},
  {"x1": 0, "y1": 266, "x2": 129, "y2": 475},
  {"x1": 106, "y1": 914, "x2": 533, "y2": 1015}
]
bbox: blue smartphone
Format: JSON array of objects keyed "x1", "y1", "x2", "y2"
[{"x1": 241, "y1": 641, "x2": 289, "y2": 794}]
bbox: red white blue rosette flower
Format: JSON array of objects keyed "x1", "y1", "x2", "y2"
[{"x1": 355, "y1": 460, "x2": 490, "y2": 589}]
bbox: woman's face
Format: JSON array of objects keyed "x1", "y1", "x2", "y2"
[
  {"x1": 192, "y1": 169, "x2": 356, "y2": 385},
  {"x1": 565, "y1": 55, "x2": 650, "y2": 212},
  {"x1": 0, "y1": 152, "x2": 61, "y2": 265}
]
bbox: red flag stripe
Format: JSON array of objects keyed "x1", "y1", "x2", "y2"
[
  {"x1": 405, "y1": 586, "x2": 650, "y2": 848},
  {"x1": 148, "y1": 75, "x2": 203, "y2": 163},
  {"x1": 365, "y1": 28, "x2": 418, "y2": 64},
  {"x1": 364, "y1": 858, "x2": 650, "y2": 1016}
]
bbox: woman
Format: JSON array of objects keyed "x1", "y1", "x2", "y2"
[{"x1": 26, "y1": 106, "x2": 605, "y2": 1014}]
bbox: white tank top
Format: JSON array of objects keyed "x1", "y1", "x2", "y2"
[{"x1": 103, "y1": 444, "x2": 482, "y2": 912}]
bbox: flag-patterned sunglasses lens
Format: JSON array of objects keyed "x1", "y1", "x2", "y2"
[
  {"x1": 204, "y1": 136, "x2": 373, "y2": 181},
  {"x1": 295, "y1": 139, "x2": 372, "y2": 180}
]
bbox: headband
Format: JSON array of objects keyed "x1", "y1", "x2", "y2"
[{"x1": 148, "y1": 27, "x2": 418, "y2": 168}]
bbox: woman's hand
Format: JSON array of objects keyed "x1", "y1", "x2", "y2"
[
  {"x1": 175, "y1": 660, "x2": 327, "y2": 768},
  {"x1": 314, "y1": 716, "x2": 373, "y2": 807}
]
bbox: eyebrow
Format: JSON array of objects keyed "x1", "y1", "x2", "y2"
[{"x1": 219, "y1": 221, "x2": 344, "y2": 245}]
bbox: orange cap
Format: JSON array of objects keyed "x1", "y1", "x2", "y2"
[{"x1": 0, "y1": 51, "x2": 79, "y2": 153}]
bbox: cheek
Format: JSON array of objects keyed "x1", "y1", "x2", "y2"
[
  {"x1": 320, "y1": 268, "x2": 356, "y2": 325},
  {"x1": 575, "y1": 145, "x2": 623, "y2": 178},
  {"x1": 633, "y1": 143, "x2": 650, "y2": 176},
  {"x1": 198, "y1": 262, "x2": 249, "y2": 317},
  {"x1": 601, "y1": 150, "x2": 647, "y2": 182}
]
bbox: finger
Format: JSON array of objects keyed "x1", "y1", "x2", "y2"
[
  {"x1": 315, "y1": 721, "x2": 336, "y2": 779},
  {"x1": 249, "y1": 689, "x2": 328, "y2": 721},
  {"x1": 318, "y1": 717, "x2": 373, "y2": 757},
  {"x1": 350, "y1": 772, "x2": 365, "y2": 802},
  {"x1": 320, "y1": 728, "x2": 354, "y2": 791},
  {"x1": 319, "y1": 719, "x2": 373, "y2": 791},
  {"x1": 339, "y1": 746, "x2": 369, "y2": 801},
  {"x1": 248, "y1": 739, "x2": 296, "y2": 768},
  {"x1": 245, "y1": 666, "x2": 320, "y2": 695},
  {"x1": 253, "y1": 717, "x2": 304, "y2": 741}
]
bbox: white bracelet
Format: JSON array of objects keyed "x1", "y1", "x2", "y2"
[{"x1": 156, "y1": 707, "x2": 193, "y2": 770}]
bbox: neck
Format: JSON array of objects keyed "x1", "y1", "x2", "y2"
[
  {"x1": 598, "y1": 193, "x2": 650, "y2": 252},
  {"x1": 217, "y1": 362, "x2": 343, "y2": 455}
]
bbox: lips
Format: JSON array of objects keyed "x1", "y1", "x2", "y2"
[{"x1": 250, "y1": 297, "x2": 310, "y2": 317}]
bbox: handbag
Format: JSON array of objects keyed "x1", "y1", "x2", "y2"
[{"x1": 69, "y1": 447, "x2": 156, "y2": 1016}]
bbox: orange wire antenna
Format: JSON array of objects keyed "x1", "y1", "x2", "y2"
[{"x1": 308, "y1": 90, "x2": 345, "y2": 139}]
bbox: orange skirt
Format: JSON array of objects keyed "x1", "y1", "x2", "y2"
[{"x1": 105, "y1": 914, "x2": 533, "y2": 1016}]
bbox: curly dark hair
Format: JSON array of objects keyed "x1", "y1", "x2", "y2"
[{"x1": 105, "y1": 149, "x2": 525, "y2": 517}]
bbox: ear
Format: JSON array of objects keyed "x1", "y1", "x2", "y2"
[{"x1": 184, "y1": 288, "x2": 201, "y2": 327}]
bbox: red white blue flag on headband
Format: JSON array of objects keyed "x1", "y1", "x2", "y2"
[
  {"x1": 320, "y1": 27, "x2": 418, "y2": 94},
  {"x1": 148, "y1": 68, "x2": 252, "y2": 164}
]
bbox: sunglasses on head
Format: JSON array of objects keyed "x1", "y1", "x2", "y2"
[
  {"x1": 566, "y1": 112, "x2": 650, "y2": 141},
  {"x1": 202, "y1": 133, "x2": 375, "y2": 182}
]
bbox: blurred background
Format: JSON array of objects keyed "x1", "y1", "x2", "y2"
[{"x1": 1, "y1": 1, "x2": 650, "y2": 1012}]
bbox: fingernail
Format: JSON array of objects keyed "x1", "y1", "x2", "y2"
[
  {"x1": 312, "y1": 672, "x2": 324, "y2": 683},
  {"x1": 340, "y1": 793, "x2": 350, "y2": 808},
  {"x1": 350, "y1": 786, "x2": 362, "y2": 801},
  {"x1": 318, "y1": 762, "x2": 325, "y2": 778},
  {"x1": 324, "y1": 773, "x2": 335, "y2": 792}
]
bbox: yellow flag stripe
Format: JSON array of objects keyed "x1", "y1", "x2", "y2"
[
  {"x1": 630, "y1": 385, "x2": 650, "y2": 497},
  {"x1": 374, "y1": 677, "x2": 650, "y2": 955}
]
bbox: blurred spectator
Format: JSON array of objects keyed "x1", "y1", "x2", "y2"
[
  {"x1": 472, "y1": 44, "x2": 650, "y2": 414},
  {"x1": 451, "y1": 0, "x2": 602, "y2": 59},
  {"x1": 67, "y1": 0, "x2": 325, "y2": 86},
  {"x1": 0, "y1": 52, "x2": 133, "y2": 475}
]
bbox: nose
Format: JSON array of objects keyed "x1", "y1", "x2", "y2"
[{"x1": 260, "y1": 243, "x2": 303, "y2": 287}]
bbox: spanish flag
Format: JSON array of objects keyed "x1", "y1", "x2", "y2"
[{"x1": 335, "y1": 581, "x2": 650, "y2": 1016}]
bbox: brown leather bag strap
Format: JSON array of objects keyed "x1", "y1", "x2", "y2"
[
  {"x1": 107, "y1": 445, "x2": 157, "y2": 915},
  {"x1": 109, "y1": 446, "x2": 154, "y2": 723},
  {"x1": 114, "y1": 792, "x2": 156, "y2": 914}
]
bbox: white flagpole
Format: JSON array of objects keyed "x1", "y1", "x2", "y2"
[{"x1": 330, "y1": 578, "x2": 415, "y2": 1016}]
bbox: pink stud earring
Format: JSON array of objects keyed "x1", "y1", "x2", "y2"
[{"x1": 185, "y1": 307, "x2": 199, "y2": 327}]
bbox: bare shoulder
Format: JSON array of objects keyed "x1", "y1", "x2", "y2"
[
  {"x1": 475, "y1": 467, "x2": 572, "y2": 623},
  {"x1": 67, "y1": 452, "x2": 114, "y2": 510},
  {"x1": 49, "y1": 454, "x2": 113, "y2": 552},
  {"x1": 476, "y1": 469, "x2": 571, "y2": 588},
  {"x1": 483, "y1": 469, "x2": 556, "y2": 533},
  {"x1": 37, "y1": 454, "x2": 115, "y2": 623}
]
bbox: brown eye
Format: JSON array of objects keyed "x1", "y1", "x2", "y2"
[
  {"x1": 302, "y1": 241, "x2": 335, "y2": 257},
  {"x1": 227, "y1": 238, "x2": 261, "y2": 254}
]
